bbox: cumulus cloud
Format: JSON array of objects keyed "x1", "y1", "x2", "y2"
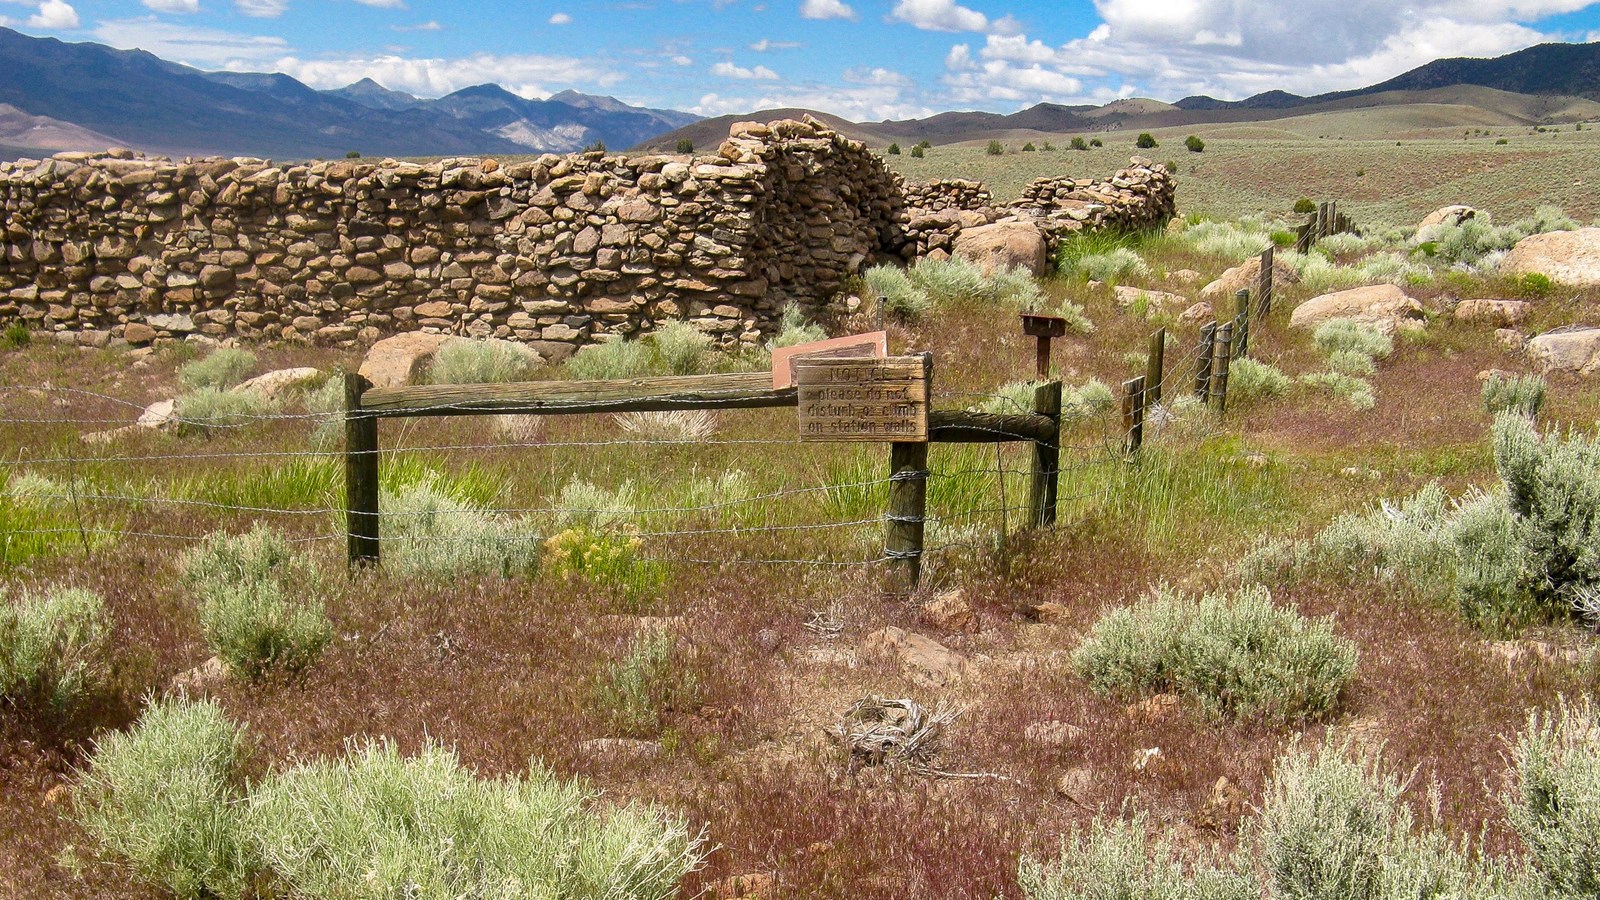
[
  {"x1": 235, "y1": 0, "x2": 286, "y2": 17},
  {"x1": 142, "y1": 0, "x2": 201, "y2": 12},
  {"x1": 548, "y1": 11, "x2": 571, "y2": 24},
  {"x1": 390, "y1": 19, "x2": 440, "y2": 31},
  {"x1": 91, "y1": 18, "x2": 289, "y2": 67},
  {"x1": 28, "y1": 0, "x2": 79, "y2": 28},
  {"x1": 690, "y1": 82, "x2": 934, "y2": 121},
  {"x1": 711, "y1": 60, "x2": 780, "y2": 80},
  {"x1": 749, "y1": 38, "x2": 801, "y2": 51},
  {"x1": 670, "y1": 54, "x2": 694, "y2": 65},
  {"x1": 271, "y1": 52, "x2": 623, "y2": 97},
  {"x1": 888, "y1": 0, "x2": 986, "y2": 33},
  {"x1": 799, "y1": 0, "x2": 855, "y2": 21},
  {"x1": 843, "y1": 65, "x2": 912, "y2": 87}
]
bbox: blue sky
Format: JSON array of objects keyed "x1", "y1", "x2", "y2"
[{"x1": 3, "y1": 0, "x2": 1599, "y2": 118}]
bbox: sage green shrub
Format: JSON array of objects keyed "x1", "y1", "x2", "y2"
[
  {"x1": 0, "y1": 585, "x2": 109, "y2": 709},
  {"x1": 1505, "y1": 697, "x2": 1600, "y2": 897},
  {"x1": 178, "y1": 348, "x2": 257, "y2": 391},
  {"x1": 181, "y1": 525, "x2": 331, "y2": 678}
]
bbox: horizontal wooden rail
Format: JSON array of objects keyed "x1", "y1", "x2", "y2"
[
  {"x1": 359, "y1": 372, "x2": 798, "y2": 418},
  {"x1": 928, "y1": 410, "x2": 1055, "y2": 444}
]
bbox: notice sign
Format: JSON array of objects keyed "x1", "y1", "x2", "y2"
[{"x1": 795, "y1": 355, "x2": 929, "y2": 442}]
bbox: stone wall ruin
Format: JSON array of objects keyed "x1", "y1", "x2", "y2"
[{"x1": 0, "y1": 117, "x2": 1176, "y2": 352}]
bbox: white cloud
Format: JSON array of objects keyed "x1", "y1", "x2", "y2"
[
  {"x1": 670, "y1": 54, "x2": 694, "y2": 65},
  {"x1": 28, "y1": 0, "x2": 78, "y2": 28},
  {"x1": 799, "y1": 0, "x2": 855, "y2": 21},
  {"x1": 843, "y1": 65, "x2": 912, "y2": 87},
  {"x1": 235, "y1": 0, "x2": 286, "y2": 17},
  {"x1": 749, "y1": 38, "x2": 801, "y2": 51},
  {"x1": 888, "y1": 0, "x2": 986, "y2": 33},
  {"x1": 91, "y1": 18, "x2": 288, "y2": 68},
  {"x1": 944, "y1": 43, "x2": 973, "y2": 70},
  {"x1": 690, "y1": 83, "x2": 934, "y2": 121},
  {"x1": 142, "y1": 0, "x2": 201, "y2": 12},
  {"x1": 390, "y1": 19, "x2": 440, "y2": 31},
  {"x1": 352, "y1": 0, "x2": 405, "y2": 7},
  {"x1": 548, "y1": 11, "x2": 571, "y2": 24},
  {"x1": 711, "y1": 60, "x2": 780, "y2": 80},
  {"x1": 269, "y1": 52, "x2": 622, "y2": 98}
]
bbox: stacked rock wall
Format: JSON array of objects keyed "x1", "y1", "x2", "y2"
[
  {"x1": 0, "y1": 121, "x2": 1176, "y2": 351},
  {"x1": 0, "y1": 117, "x2": 901, "y2": 355}
]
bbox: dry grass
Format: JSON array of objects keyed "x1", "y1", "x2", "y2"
[{"x1": 3, "y1": 221, "x2": 1600, "y2": 898}]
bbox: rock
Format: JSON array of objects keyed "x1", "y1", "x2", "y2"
[
  {"x1": 577, "y1": 738, "x2": 663, "y2": 762},
  {"x1": 1114, "y1": 285, "x2": 1187, "y2": 310},
  {"x1": 1055, "y1": 766, "x2": 1096, "y2": 804},
  {"x1": 711, "y1": 874, "x2": 775, "y2": 899},
  {"x1": 1167, "y1": 269, "x2": 1201, "y2": 284},
  {"x1": 1179, "y1": 301, "x2": 1213, "y2": 324},
  {"x1": 1453, "y1": 298, "x2": 1530, "y2": 327},
  {"x1": 1200, "y1": 775, "x2": 1246, "y2": 828},
  {"x1": 1497, "y1": 328, "x2": 1527, "y2": 351},
  {"x1": 860, "y1": 626, "x2": 969, "y2": 686},
  {"x1": 1526, "y1": 326, "x2": 1600, "y2": 376},
  {"x1": 122, "y1": 322, "x2": 156, "y2": 345},
  {"x1": 951, "y1": 218, "x2": 1050, "y2": 276},
  {"x1": 1289, "y1": 284, "x2": 1425, "y2": 334},
  {"x1": 168, "y1": 656, "x2": 226, "y2": 696},
  {"x1": 1026, "y1": 602, "x2": 1071, "y2": 624},
  {"x1": 1132, "y1": 746, "x2": 1164, "y2": 771},
  {"x1": 232, "y1": 367, "x2": 322, "y2": 403},
  {"x1": 147, "y1": 313, "x2": 195, "y2": 333},
  {"x1": 1200, "y1": 255, "x2": 1299, "y2": 302},
  {"x1": 1023, "y1": 720, "x2": 1084, "y2": 748},
  {"x1": 1501, "y1": 227, "x2": 1600, "y2": 286},
  {"x1": 137, "y1": 399, "x2": 177, "y2": 427},
  {"x1": 1125, "y1": 693, "x2": 1181, "y2": 723},
  {"x1": 918, "y1": 589, "x2": 977, "y2": 633},
  {"x1": 1418, "y1": 205, "x2": 1481, "y2": 229},
  {"x1": 358, "y1": 332, "x2": 450, "y2": 388}
]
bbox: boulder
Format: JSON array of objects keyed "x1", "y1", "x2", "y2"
[
  {"x1": 1200, "y1": 254, "x2": 1299, "y2": 302},
  {"x1": 951, "y1": 218, "x2": 1049, "y2": 276},
  {"x1": 1501, "y1": 227, "x2": 1600, "y2": 286},
  {"x1": 122, "y1": 322, "x2": 156, "y2": 345},
  {"x1": 358, "y1": 332, "x2": 450, "y2": 389},
  {"x1": 1289, "y1": 284, "x2": 1425, "y2": 334},
  {"x1": 1525, "y1": 325, "x2": 1600, "y2": 376},
  {"x1": 1453, "y1": 299, "x2": 1530, "y2": 327},
  {"x1": 232, "y1": 367, "x2": 322, "y2": 403},
  {"x1": 137, "y1": 399, "x2": 176, "y2": 428},
  {"x1": 1179, "y1": 301, "x2": 1213, "y2": 324},
  {"x1": 1114, "y1": 286, "x2": 1187, "y2": 310},
  {"x1": 860, "y1": 626, "x2": 969, "y2": 687},
  {"x1": 1418, "y1": 205, "x2": 1481, "y2": 229},
  {"x1": 918, "y1": 589, "x2": 977, "y2": 633}
]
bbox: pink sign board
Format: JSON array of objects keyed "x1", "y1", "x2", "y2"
[{"x1": 770, "y1": 331, "x2": 889, "y2": 389}]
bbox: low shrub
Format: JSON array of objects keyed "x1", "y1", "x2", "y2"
[
  {"x1": 382, "y1": 478, "x2": 541, "y2": 579},
  {"x1": 650, "y1": 321, "x2": 712, "y2": 376},
  {"x1": 1022, "y1": 141, "x2": 1036, "y2": 152},
  {"x1": 1062, "y1": 378, "x2": 1115, "y2": 424},
  {"x1": 178, "y1": 348, "x2": 256, "y2": 391},
  {"x1": 544, "y1": 525, "x2": 664, "y2": 605},
  {"x1": 675, "y1": 137, "x2": 693, "y2": 154},
  {"x1": 72, "y1": 698, "x2": 254, "y2": 899},
  {"x1": 1135, "y1": 132, "x2": 1158, "y2": 149},
  {"x1": 566, "y1": 339, "x2": 655, "y2": 381},
  {"x1": 865, "y1": 264, "x2": 932, "y2": 320},
  {"x1": 770, "y1": 302, "x2": 827, "y2": 348},
  {"x1": 1071, "y1": 584, "x2": 1358, "y2": 724},
  {"x1": 428, "y1": 339, "x2": 539, "y2": 384},
  {"x1": 1326, "y1": 349, "x2": 1377, "y2": 375},
  {"x1": 1506, "y1": 697, "x2": 1600, "y2": 896},
  {"x1": 1069, "y1": 136, "x2": 1088, "y2": 151},
  {"x1": 303, "y1": 373, "x2": 345, "y2": 449},
  {"x1": 614, "y1": 409, "x2": 718, "y2": 441},
  {"x1": 1074, "y1": 248, "x2": 1149, "y2": 283},
  {"x1": 1185, "y1": 135, "x2": 1205, "y2": 153},
  {"x1": 986, "y1": 139, "x2": 1004, "y2": 155},
  {"x1": 1294, "y1": 198, "x2": 1317, "y2": 214},
  {"x1": 555, "y1": 478, "x2": 638, "y2": 532},
  {"x1": 1181, "y1": 218, "x2": 1277, "y2": 262},
  {"x1": 1089, "y1": 138, "x2": 1103, "y2": 148},
  {"x1": 1482, "y1": 373, "x2": 1546, "y2": 418},
  {"x1": 245, "y1": 739, "x2": 703, "y2": 900},
  {"x1": 1227, "y1": 358, "x2": 1290, "y2": 404},
  {"x1": 1298, "y1": 372, "x2": 1375, "y2": 411},
  {"x1": 1, "y1": 322, "x2": 30, "y2": 350},
  {"x1": 181, "y1": 525, "x2": 331, "y2": 678},
  {"x1": 174, "y1": 388, "x2": 280, "y2": 435},
  {"x1": 886, "y1": 142, "x2": 901, "y2": 155},
  {"x1": 595, "y1": 629, "x2": 700, "y2": 737},
  {"x1": 1313, "y1": 319, "x2": 1392, "y2": 361},
  {"x1": 1493, "y1": 413, "x2": 1600, "y2": 609},
  {"x1": 1020, "y1": 813, "x2": 1257, "y2": 900},
  {"x1": 909, "y1": 144, "x2": 924, "y2": 158},
  {"x1": 0, "y1": 585, "x2": 109, "y2": 709},
  {"x1": 973, "y1": 380, "x2": 1044, "y2": 415}
]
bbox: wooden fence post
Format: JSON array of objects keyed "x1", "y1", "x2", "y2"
[
  {"x1": 1028, "y1": 380, "x2": 1062, "y2": 528},
  {"x1": 1122, "y1": 375, "x2": 1146, "y2": 455},
  {"x1": 886, "y1": 354, "x2": 932, "y2": 593},
  {"x1": 1318, "y1": 202, "x2": 1330, "y2": 238},
  {"x1": 1209, "y1": 321, "x2": 1235, "y2": 414},
  {"x1": 1195, "y1": 321, "x2": 1216, "y2": 399},
  {"x1": 344, "y1": 373, "x2": 380, "y2": 568},
  {"x1": 1144, "y1": 328, "x2": 1165, "y2": 406},
  {"x1": 1233, "y1": 289, "x2": 1251, "y2": 359},
  {"x1": 1257, "y1": 245, "x2": 1274, "y2": 317}
]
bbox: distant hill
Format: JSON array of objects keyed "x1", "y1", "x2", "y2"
[{"x1": 0, "y1": 26, "x2": 701, "y2": 160}]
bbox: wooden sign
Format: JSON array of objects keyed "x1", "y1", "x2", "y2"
[
  {"x1": 770, "y1": 331, "x2": 887, "y2": 389},
  {"x1": 795, "y1": 355, "x2": 928, "y2": 442}
]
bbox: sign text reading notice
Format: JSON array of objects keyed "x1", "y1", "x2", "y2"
[{"x1": 795, "y1": 356, "x2": 929, "y2": 442}]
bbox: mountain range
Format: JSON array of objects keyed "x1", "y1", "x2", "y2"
[
  {"x1": 0, "y1": 26, "x2": 699, "y2": 160},
  {"x1": 1, "y1": 28, "x2": 1599, "y2": 162}
]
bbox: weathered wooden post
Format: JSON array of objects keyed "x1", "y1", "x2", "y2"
[
  {"x1": 1318, "y1": 201, "x2": 1331, "y2": 238},
  {"x1": 1021, "y1": 313, "x2": 1068, "y2": 382},
  {"x1": 1144, "y1": 328, "x2": 1165, "y2": 406},
  {"x1": 1122, "y1": 375, "x2": 1146, "y2": 455},
  {"x1": 1209, "y1": 321, "x2": 1235, "y2": 414},
  {"x1": 1233, "y1": 289, "x2": 1251, "y2": 359},
  {"x1": 884, "y1": 353, "x2": 933, "y2": 593},
  {"x1": 1028, "y1": 380, "x2": 1063, "y2": 528},
  {"x1": 344, "y1": 372, "x2": 380, "y2": 568},
  {"x1": 1257, "y1": 245, "x2": 1274, "y2": 317},
  {"x1": 1195, "y1": 321, "x2": 1216, "y2": 399}
]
